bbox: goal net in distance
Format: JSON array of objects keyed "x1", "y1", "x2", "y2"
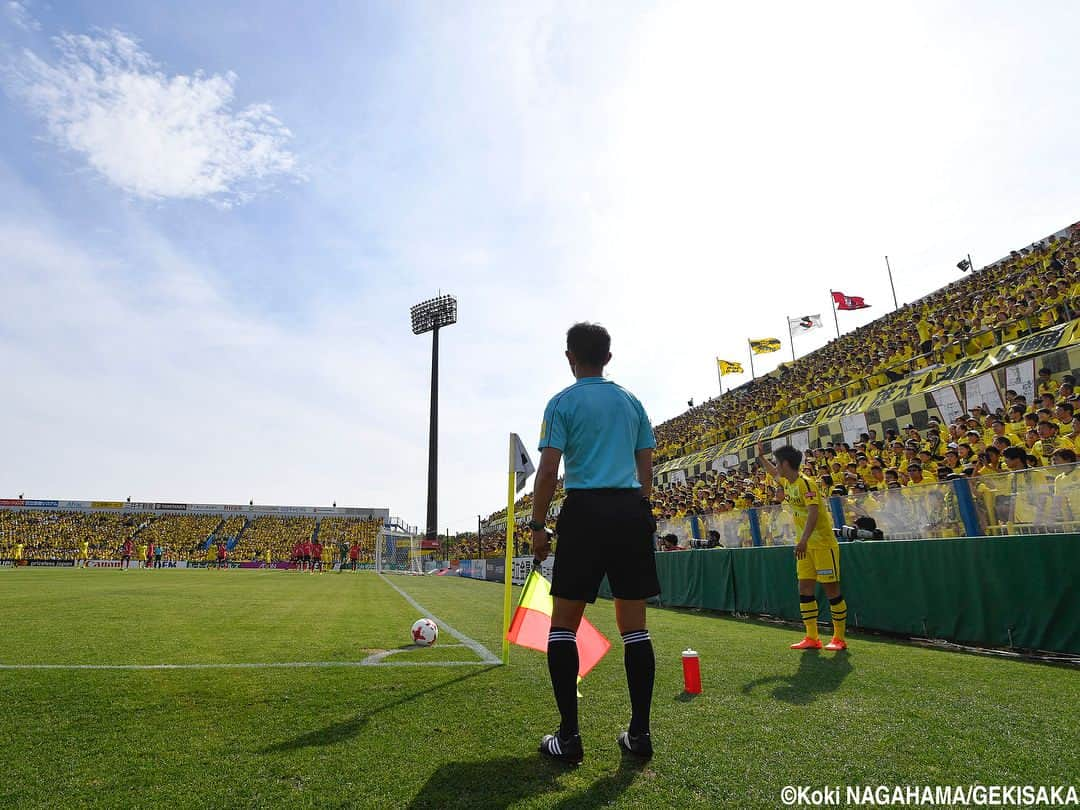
[{"x1": 375, "y1": 530, "x2": 426, "y2": 574}]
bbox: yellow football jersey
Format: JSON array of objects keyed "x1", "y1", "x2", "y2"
[{"x1": 782, "y1": 474, "x2": 837, "y2": 547}]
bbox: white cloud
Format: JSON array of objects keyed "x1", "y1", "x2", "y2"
[
  {"x1": 4, "y1": 1, "x2": 39, "y2": 32},
  {"x1": 5, "y1": 28, "x2": 299, "y2": 204}
]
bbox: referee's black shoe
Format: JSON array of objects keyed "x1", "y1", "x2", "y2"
[
  {"x1": 617, "y1": 729, "x2": 653, "y2": 759},
  {"x1": 539, "y1": 730, "x2": 584, "y2": 765}
]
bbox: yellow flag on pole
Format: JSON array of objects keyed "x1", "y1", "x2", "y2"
[
  {"x1": 716, "y1": 359, "x2": 744, "y2": 375},
  {"x1": 749, "y1": 338, "x2": 782, "y2": 355}
]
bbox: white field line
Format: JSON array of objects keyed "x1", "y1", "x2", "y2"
[
  {"x1": 0, "y1": 660, "x2": 492, "y2": 671},
  {"x1": 378, "y1": 573, "x2": 501, "y2": 665}
]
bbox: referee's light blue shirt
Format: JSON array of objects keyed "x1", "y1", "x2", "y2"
[{"x1": 538, "y1": 377, "x2": 656, "y2": 490}]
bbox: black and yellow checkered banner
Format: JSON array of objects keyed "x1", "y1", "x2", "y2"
[{"x1": 657, "y1": 319, "x2": 1080, "y2": 480}]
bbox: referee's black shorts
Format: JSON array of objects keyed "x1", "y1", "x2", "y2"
[{"x1": 551, "y1": 488, "x2": 660, "y2": 603}]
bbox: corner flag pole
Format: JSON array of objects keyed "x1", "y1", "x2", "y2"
[{"x1": 501, "y1": 434, "x2": 515, "y2": 665}]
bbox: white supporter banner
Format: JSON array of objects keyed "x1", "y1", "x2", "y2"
[
  {"x1": 932, "y1": 385, "x2": 966, "y2": 424},
  {"x1": 711, "y1": 454, "x2": 740, "y2": 472},
  {"x1": 1005, "y1": 359, "x2": 1036, "y2": 404},
  {"x1": 964, "y1": 372, "x2": 1004, "y2": 414},
  {"x1": 787, "y1": 430, "x2": 811, "y2": 452},
  {"x1": 839, "y1": 412, "x2": 869, "y2": 445}
]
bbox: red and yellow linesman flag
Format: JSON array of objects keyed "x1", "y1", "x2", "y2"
[
  {"x1": 749, "y1": 337, "x2": 782, "y2": 355},
  {"x1": 507, "y1": 569, "x2": 611, "y2": 678},
  {"x1": 716, "y1": 358, "x2": 743, "y2": 376}
]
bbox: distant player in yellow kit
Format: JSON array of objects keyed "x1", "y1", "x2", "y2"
[{"x1": 758, "y1": 443, "x2": 848, "y2": 651}]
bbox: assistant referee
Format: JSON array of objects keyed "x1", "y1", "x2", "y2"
[{"x1": 530, "y1": 322, "x2": 659, "y2": 764}]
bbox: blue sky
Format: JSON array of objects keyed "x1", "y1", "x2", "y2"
[{"x1": 2, "y1": 1, "x2": 1079, "y2": 529}]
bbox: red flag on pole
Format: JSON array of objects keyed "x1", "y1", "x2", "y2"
[{"x1": 831, "y1": 291, "x2": 871, "y2": 311}]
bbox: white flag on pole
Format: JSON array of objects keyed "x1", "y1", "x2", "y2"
[
  {"x1": 787, "y1": 314, "x2": 824, "y2": 338},
  {"x1": 511, "y1": 433, "x2": 535, "y2": 493}
]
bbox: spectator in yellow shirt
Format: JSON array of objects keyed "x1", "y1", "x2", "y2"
[
  {"x1": 1051, "y1": 448, "x2": 1080, "y2": 526},
  {"x1": 1032, "y1": 421, "x2": 1075, "y2": 466},
  {"x1": 1037, "y1": 367, "x2": 1057, "y2": 396}
]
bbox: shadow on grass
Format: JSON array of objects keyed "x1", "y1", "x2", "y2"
[
  {"x1": 260, "y1": 667, "x2": 495, "y2": 753},
  {"x1": 406, "y1": 752, "x2": 647, "y2": 809},
  {"x1": 740, "y1": 650, "x2": 853, "y2": 705}
]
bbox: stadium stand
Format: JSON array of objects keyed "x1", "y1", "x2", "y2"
[
  {"x1": 229, "y1": 515, "x2": 315, "y2": 562},
  {"x1": 137, "y1": 513, "x2": 221, "y2": 561},
  {"x1": 215, "y1": 515, "x2": 246, "y2": 542},
  {"x1": 318, "y1": 516, "x2": 383, "y2": 564},
  {"x1": 0, "y1": 509, "x2": 392, "y2": 565},
  {"x1": 457, "y1": 224, "x2": 1080, "y2": 552},
  {"x1": 653, "y1": 230, "x2": 1080, "y2": 461},
  {"x1": 0, "y1": 510, "x2": 148, "y2": 560}
]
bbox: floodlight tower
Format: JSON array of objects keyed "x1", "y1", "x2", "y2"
[{"x1": 410, "y1": 294, "x2": 458, "y2": 548}]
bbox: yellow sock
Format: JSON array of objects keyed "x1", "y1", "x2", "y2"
[
  {"x1": 799, "y1": 596, "x2": 819, "y2": 640},
  {"x1": 829, "y1": 596, "x2": 847, "y2": 641}
]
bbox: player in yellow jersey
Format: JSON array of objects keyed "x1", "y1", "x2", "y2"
[
  {"x1": 14, "y1": 542, "x2": 24, "y2": 564},
  {"x1": 263, "y1": 548, "x2": 272, "y2": 569},
  {"x1": 758, "y1": 443, "x2": 848, "y2": 651},
  {"x1": 79, "y1": 540, "x2": 90, "y2": 568}
]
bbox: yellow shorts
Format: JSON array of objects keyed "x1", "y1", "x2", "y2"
[{"x1": 796, "y1": 543, "x2": 840, "y2": 583}]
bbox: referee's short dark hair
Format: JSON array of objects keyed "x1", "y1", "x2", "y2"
[
  {"x1": 773, "y1": 445, "x2": 802, "y2": 470},
  {"x1": 566, "y1": 322, "x2": 611, "y2": 367}
]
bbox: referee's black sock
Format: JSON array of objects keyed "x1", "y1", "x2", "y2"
[
  {"x1": 547, "y1": 627, "x2": 579, "y2": 738},
  {"x1": 622, "y1": 629, "x2": 654, "y2": 736}
]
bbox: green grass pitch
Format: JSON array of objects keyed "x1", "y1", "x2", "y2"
[{"x1": 1, "y1": 568, "x2": 1077, "y2": 808}]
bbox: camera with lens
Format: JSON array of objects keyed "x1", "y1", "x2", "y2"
[{"x1": 834, "y1": 516, "x2": 884, "y2": 541}]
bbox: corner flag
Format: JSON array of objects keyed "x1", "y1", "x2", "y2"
[{"x1": 511, "y1": 433, "x2": 535, "y2": 493}]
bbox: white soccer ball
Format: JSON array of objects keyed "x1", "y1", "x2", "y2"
[{"x1": 411, "y1": 618, "x2": 439, "y2": 647}]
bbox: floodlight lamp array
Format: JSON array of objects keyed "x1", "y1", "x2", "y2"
[{"x1": 410, "y1": 294, "x2": 458, "y2": 335}]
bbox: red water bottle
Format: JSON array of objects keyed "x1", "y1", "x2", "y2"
[{"x1": 682, "y1": 649, "x2": 702, "y2": 694}]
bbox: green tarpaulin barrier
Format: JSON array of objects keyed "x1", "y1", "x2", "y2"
[{"x1": 600, "y1": 535, "x2": 1079, "y2": 654}]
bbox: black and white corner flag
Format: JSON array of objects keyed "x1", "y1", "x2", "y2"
[{"x1": 511, "y1": 433, "x2": 536, "y2": 493}]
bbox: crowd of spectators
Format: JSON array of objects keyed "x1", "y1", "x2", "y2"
[
  {"x1": 653, "y1": 230, "x2": 1080, "y2": 461},
  {"x1": 318, "y1": 517, "x2": 383, "y2": 564},
  {"x1": 0, "y1": 510, "x2": 147, "y2": 560},
  {"x1": 138, "y1": 513, "x2": 221, "y2": 560},
  {"x1": 649, "y1": 375, "x2": 1080, "y2": 545},
  {"x1": 0, "y1": 512, "x2": 385, "y2": 564},
  {"x1": 230, "y1": 516, "x2": 316, "y2": 562}
]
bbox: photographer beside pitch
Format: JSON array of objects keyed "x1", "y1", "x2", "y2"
[
  {"x1": 529, "y1": 323, "x2": 660, "y2": 764},
  {"x1": 757, "y1": 442, "x2": 848, "y2": 652}
]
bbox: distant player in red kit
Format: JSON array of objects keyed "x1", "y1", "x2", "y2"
[
  {"x1": 217, "y1": 540, "x2": 228, "y2": 571},
  {"x1": 291, "y1": 541, "x2": 303, "y2": 571},
  {"x1": 349, "y1": 542, "x2": 360, "y2": 572},
  {"x1": 301, "y1": 540, "x2": 312, "y2": 572},
  {"x1": 145, "y1": 541, "x2": 155, "y2": 569},
  {"x1": 310, "y1": 540, "x2": 323, "y2": 573},
  {"x1": 121, "y1": 538, "x2": 134, "y2": 570}
]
